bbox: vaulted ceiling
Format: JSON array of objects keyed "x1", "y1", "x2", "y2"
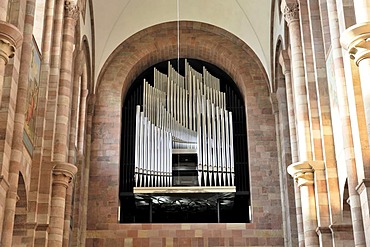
[{"x1": 92, "y1": 0, "x2": 272, "y2": 80}]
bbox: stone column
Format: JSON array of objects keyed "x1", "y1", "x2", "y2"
[
  {"x1": 341, "y1": 20, "x2": 370, "y2": 247},
  {"x1": 79, "y1": 94, "x2": 95, "y2": 247},
  {"x1": 54, "y1": 0, "x2": 79, "y2": 161},
  {"x1": 310, "y1": 161, "x2": 332, "y2": 246},
  {"x1": 31, "y1": 0, "x2": 56, "y2": 244},
  {"x1": 0, "y1": 0, "x2": 9, "y2": 21},
  {"x1": 1, "y1": 0, "x2": 37, "y2": 246},
  {"x1": 325, "y1": 0, "x2": 366, "y2": 246},
  {"x1": 281, "y1": 1, "x2": 319, "y2": 244},
  {"x1": 288, "y1": 162, "x2": 319, "y2": 247},
  {"x1": 48, "y1": 162, "x2": 77, "y2": 247},
  {"x1": 282, "y1": 1, "x2": 313, "y2": 162},
  {"x1": 51, "y1": 2, "x2": 79, "y2": 246},
  {"x1": 0, "y1": 21, "x2": 22, "y2": 243},
  {"x1": 279, "y1": 50, "x2": 303, "y2": 246}
]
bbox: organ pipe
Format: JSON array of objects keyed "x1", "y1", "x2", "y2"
[{"x1": 134, "y1": 60, "x2": 235, "y2": 187}]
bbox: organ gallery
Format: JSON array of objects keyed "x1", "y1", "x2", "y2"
[
  {"x1": 120, "y1": 59, "x2": 250, "y2": 223},
  {"x1": 1, "y1": 0, "x2": 370, "y2": 246}
]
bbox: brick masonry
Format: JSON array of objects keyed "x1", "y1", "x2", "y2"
[{"x1": 88, "y1": 21, "x2": 284, "y2": 246}]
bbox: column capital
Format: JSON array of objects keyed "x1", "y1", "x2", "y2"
[
  {"x1": 52, "y1": 162, "x2": 78, "y2": 188},
  {"x1": 64, "y1": 1, "x2": 79, "y2": 21},
  {"x1": 341, "y1": 22, "x2": 370, "y2": 66},
  {"x1": 287, "y1": 161, "x2": 314, "y2": 187},
  {"x1": 281, "y1": 2, "x2": 300, "y2": 25},
  {"x1": 0, "y1": 21, "x2": 23, "y2": 64}
]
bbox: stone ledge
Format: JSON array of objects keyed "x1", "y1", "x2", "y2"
[
  {"x1": 355, "y1": 178, "x2": 370, "y2": 195},
  {"x1": 329, "y1": 224, "x2": 353, "y2": 232},
  {"x1": 0, "y1": 21, "x2": 22, "y2": 62},
  {"x1": 316, "y1": 226, "x2": 331, "y2": 235},
  {"x1": 341, "y1": 22, "x2": 370, "y2": 65}
]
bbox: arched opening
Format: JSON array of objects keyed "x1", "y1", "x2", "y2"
[
  {"x1": 12, "y1": 174, "x2": 27, "y2": 246},
  {"x1": 89, "y1": 22, "x2": 279, "y2": 236},
  {"x1": 119, "y1": 58, "x2": 250, "y2": 223}
]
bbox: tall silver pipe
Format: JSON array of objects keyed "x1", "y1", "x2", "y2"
[
  {"x1": 220, "y1": 109, "x2": 226, "y2": 185},
  {"x1": 169, "y1": 133, "x2": 173, "y2": 186},
  {"x1": 134, "y1": 105, "x2": 141, "y2": 187},
  {"x1": 180, "y1": 87, "x2": 183, "y2": 126},
  {"x1": 148, "y1": 122, "x2": 152, "y2": 187},
  {"x1": 189, "y1": 77, "x2": 193, "y2": 131},
  {"x1": 197, "y1": 94, "x2": 203, "y2": 186},
  {"x1": 206, "y1": 99, "x2": 212, "y2": 186},
  {"x1": 229, "y1": 112, "x2": 235, "y2": 186},
  {"x1": 201, "y1": 96, "x2": 208, "y2": 186},
  {"x1": 139, "y1": 112, "x2": 145, "y2": 187},
  {"x1": 216, "y1": 107, "x2": 222, "y2": 185},
  {"x1": 211, "y1": 103, "x2": 218, "y2": 186},
  {"x1": 225, "y1": 110, "x2": 231, "y2": 186},
  {"x1": 161, "y1": 129, "x2": 165, "y2": 187},
  {"x1": 143, "y1": 117, "x2": 148, "y2": 187},
  {"x1": 193, "y1": 76, "x2": 197, "y2": 131}
]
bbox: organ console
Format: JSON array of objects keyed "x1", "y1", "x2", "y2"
[{"x1": 133, "y1": 60, "x2": 235, "y2": 190}]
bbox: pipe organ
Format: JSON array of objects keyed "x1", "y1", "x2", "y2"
[{"x1": 134, "y1": 60, "x2": 235, "y2": 188}]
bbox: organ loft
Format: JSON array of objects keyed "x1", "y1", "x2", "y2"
[
  {"x1": 1, "y1": 0, "x2": 370, "y2": 246},
  {"x1": 120, "y1": 59, "x2": 250, "y2": 223}
]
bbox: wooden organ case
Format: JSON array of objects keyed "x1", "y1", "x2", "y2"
[{"x1": 120, "y1": 59, "x2": 250, "y2": 223}]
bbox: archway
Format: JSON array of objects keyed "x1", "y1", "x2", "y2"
[{"x1": 87, "y1": 21, "x2": 283, "y2": 245}]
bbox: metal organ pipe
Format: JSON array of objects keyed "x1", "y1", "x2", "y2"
[{"x1": 133, "y1": 61, "x2": 235, "y2": 188}]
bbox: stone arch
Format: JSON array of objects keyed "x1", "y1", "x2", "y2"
[
  {"x1": 96, "y1": 21, "x2": 269, "y2": 103},
  {"x1": 88, "y1": 21, "x2": 280, "y2": 234}
]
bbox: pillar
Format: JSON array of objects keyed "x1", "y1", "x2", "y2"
[
  {"x1": 57, "y1": 2, "x2": 79, "y2": 246},
  {"x1": 1, "y1": 0, "x2": 37, "y2": 246},
  {"x1": 0, "y1": 0, "x2": 9, "y2": 21},
  {"x1": 282, "y1": 1, "x2": 313, "y2": 162},
  {"x1": 0, "y1": 20, "x2": 22, "y2": 243},
  {"x1": 32, "y1": 0, "x2": 56, "y2": 244},
  {"x1": 279, "y1": 50, "x2": 302, "y2": 246},
  {"x1": 325, "y1": 0, "x2": 366, "y2": 245},
  {"x1": 281, "y1": 1, "x2": 319, "y2": 245},
  {"x1": 288, "y1": 161, "x2": 319, "y2": 247},
  {"x1": 53, "y1": 0, "x2": 79, "y2": 162},
  {"x1": 341, "y1": 21, "x2": 370, "y2": 246},
  {"x1": 48, "y1": 162, "x2": 77, "y2": 247}
]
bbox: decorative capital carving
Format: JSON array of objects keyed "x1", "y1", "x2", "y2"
[
  {"x1": 341, "y1": 22, "x2": 370, "y2": 66},
  {"x1": 52, "y1": 162, "x2": 78, "y2": 188},
  {"x1": 282, "y1": 3, "x2": 300, "y2": 25},
  {"x1": 287, "y1": 161, "x2": 314, "y2": 187},
  {"x1": 64, "y1": 1, "x2": 79, "y2": 20},
  {"x1": 0, "y1": 21, "x2": 23, "y2": 64}
]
